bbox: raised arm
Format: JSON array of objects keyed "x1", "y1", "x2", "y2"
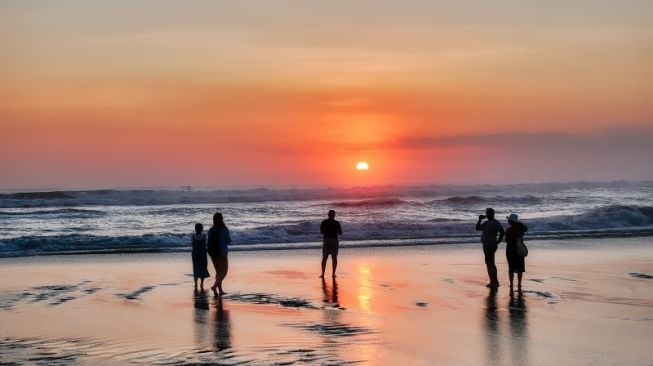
[{"x1": 476, "y1": 216, "x2": 484, "y2": 231}]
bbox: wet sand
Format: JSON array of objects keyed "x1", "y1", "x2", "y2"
[{"x1": 1, "y1": 238, "x2": 652, "y2": 365}]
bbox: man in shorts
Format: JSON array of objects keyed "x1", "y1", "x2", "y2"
[
  {"x1": 320, "y1": 210, "x2": 342, "y2": 278},
  {"x1": 476, "y1": 208, "x2": 504, "y2": 288}
]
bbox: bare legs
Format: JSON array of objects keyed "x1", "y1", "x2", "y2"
[
  {"x1": 194, "y1": 278, "x2": 206, "y2": 291},
  {"x1": 320, "y1": 255, "x2": 327, "y2": 278},
  {"x1": 320, "y1": 254, "x2": 337, "y2": 278},
  {"x1": 484, "y1": 245, "x2": 499, "y2": 288},
  {"x1": 210, "y1": 254, "x2": 228, "y2": 296},
  {"x1": 509, "y1": 271, "x2": 523, "y2": 292},
  {"x1": 486, "y1": 263, "x2": 499, "y2": 287},
  {"x1": 217, "y1": 257, "x2": 228, "y2": 296}
]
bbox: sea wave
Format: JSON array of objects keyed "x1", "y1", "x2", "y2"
[
  {"x1": 1, "y1": 204, "x2": 652, "y2": 257},
  {"x1": 434, "y1": 195, "x2": 543, "y2": 205},
  {"x1": 2, "y1": 181, "x2": 649, "y2": 208},
  {"x1": 328, "y1": 197, "x2": 407, "y2": 207},
  {"x1": 0, "y1": 208, "x2": 106, "y2": 217},
  {"x1": 531, "y1": 205, "x2": 653, "y2": 231}
]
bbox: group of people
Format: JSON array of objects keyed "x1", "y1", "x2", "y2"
[
  {"x1": 191, "y1": 213, "x2": 231, "y2": 296},
  {"x1": 191, "y1": 207, "x2": 527, "y2": 297},
  {"x1": 476, "y1": 207, "x2": 528, "y2": 292}
]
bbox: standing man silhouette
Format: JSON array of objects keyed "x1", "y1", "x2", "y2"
[
  {"x1": 320, "y1": 210, "x2": 342, "y2": 278},
  {"x1": 476, "y1": 208, "x2": 504, "y2": 288}
]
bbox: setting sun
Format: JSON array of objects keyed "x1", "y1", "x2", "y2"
[{"x1": 356, "y1": 161, "x2": 369, "y2": 171}]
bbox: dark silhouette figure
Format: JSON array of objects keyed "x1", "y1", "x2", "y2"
[
  {"x1": 476, "y1": 208, "x2": 505, "y2": 288},
  {"x1": 505, "y1": 213, "x2": 528, "y2": 292},
  {"x1": 208, "y1": 213, "x2": 231, "y2": 297},
  {"x1": 320, "y1": 210, "x2": 342, "y2": 278},
  {"x1": 191, "y1": 223, "x2": 210, "y2": 290},
  {"x1": 213, "y1": 296, "x2": 231, "y2": 352}
]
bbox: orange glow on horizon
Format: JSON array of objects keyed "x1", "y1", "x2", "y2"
[{"x1": 1, "y1": 2, "x2": 651, "y2": 188}]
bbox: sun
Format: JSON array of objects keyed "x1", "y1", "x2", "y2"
[{"x1": 356, "y1": 161, "x2": 369, "y2": 171}]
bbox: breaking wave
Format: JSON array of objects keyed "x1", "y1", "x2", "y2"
[
  {"x1": 435, "y1": 195, "x2": 543, "y2": 205},
  {"x1": 329, "y1": 197, "x2": 407, "y2": 207},
  {"x1": 1, "y1": 204, "x2": 651, "y2": 257}
]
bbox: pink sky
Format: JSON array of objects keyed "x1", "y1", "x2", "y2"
[{"x1": 1, "y1": 1, "x2": 652, "y2": 189}]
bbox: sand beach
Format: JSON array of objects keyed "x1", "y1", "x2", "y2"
[{"x1": 1, "y1": 237, "x2": 651, "y2": 365}]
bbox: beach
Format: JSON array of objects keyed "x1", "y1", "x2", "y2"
[{"x1": 1, "y1": 237, "x2": 651, "y2": 365}]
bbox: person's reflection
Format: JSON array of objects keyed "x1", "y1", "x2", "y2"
[
  {"x1": 322, "y1": 277, "x2": 340, "y2": 307},
  {"x1": 508, "y1": 291, "x2": 528, "y2": 365},
  {"x1": 321, "y1": 277, "x2": 341, "y2": 350},
  {"x1": 484, "y1": 287, "x2": 501, "y2": 364},
  {"x1": 213, "y1": 296, "x2": 232, "y2": 352},
  {"x1": 193, "y1": 289, "x2": 210, "y2": 350}
]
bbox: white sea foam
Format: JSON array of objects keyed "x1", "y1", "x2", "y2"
[{"x1": 0, "y1": 182, "x2": 652, "y2": 257}]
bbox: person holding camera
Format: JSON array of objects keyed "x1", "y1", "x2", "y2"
[{"x1": 476, "y1": 208, "x2": 504, "y2": 288}]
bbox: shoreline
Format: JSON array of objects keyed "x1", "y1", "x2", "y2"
[
  {"x1": 2, "y1": 232, "x2": 653, "y2": 259},
  {"x1": 1, "y1": 237, "x2": 652, "y2": 365}
]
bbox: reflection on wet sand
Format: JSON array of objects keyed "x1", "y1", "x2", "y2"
[
  {"x1": 483, "y1": 288, "x2": 530, "y2": 365},
  {"x1": 322, "y1": 277, "x2": 341, "y2": 351},
  {"x1": 484, "y1": 288, "x2": 502, "y2": 365},
  {"x1": 509, "y1": 292, "x2": 528, "y2": 365},
  {"x1": 357, "y1": 264, "x2": 373, "y2": 312},
  {"x1": 193, "y1": 289, "x2": 210, "y2": 350},
  {"x1": 213, "y1": 296, "x2": 231, "y2": 352},
  {"x1": 322, "y1": 277, "x2": 340, "y2": 307}
]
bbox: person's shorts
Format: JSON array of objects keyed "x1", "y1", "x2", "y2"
[
  {"x1": 323, "y1": 238, "x2": 339, "y2": 256},
  {"x1": 483, "y1": 244, "x2": 497, "y2": 265}
]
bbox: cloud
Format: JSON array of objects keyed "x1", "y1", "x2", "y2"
[{"x1": 391, "y1": 129, "x2": 653, "y2": 152}]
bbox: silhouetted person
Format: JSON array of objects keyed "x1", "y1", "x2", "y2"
[
  {"x1": 505, "y1": 213, "x2": 528, "y2": 292},
  {"x1": 208, "y1": 213, "x2": 231, "y2": 297},
  {"x1": 191, "y1": 223, "x2": 210, "y2": 290},
  {"x1": 320, "y1": 210, "x2": 342, "y2": 278},
  {"x1": 476, "y1": 208, "x2": 504, "y2": 288}
]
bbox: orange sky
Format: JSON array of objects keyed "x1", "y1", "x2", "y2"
[{"x1": 1, "y1": 1, "x2": 652, "y2": 189}]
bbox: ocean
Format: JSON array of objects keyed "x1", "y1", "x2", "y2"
[{"x1": 1, "y1": 182, "x2": 652, "y2": 257}]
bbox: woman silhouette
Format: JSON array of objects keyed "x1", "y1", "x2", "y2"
[{"x1": 207, "y1": 213, "x2": 231, "y2": 296}]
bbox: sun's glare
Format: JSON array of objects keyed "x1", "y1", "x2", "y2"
[{"x1": 356, "y1": 161, "x2": 369, "y2": 171}]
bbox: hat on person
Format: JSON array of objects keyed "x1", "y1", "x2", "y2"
[{"x1": 506, "y1": 213, "x2": 521, "y2": 223}]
